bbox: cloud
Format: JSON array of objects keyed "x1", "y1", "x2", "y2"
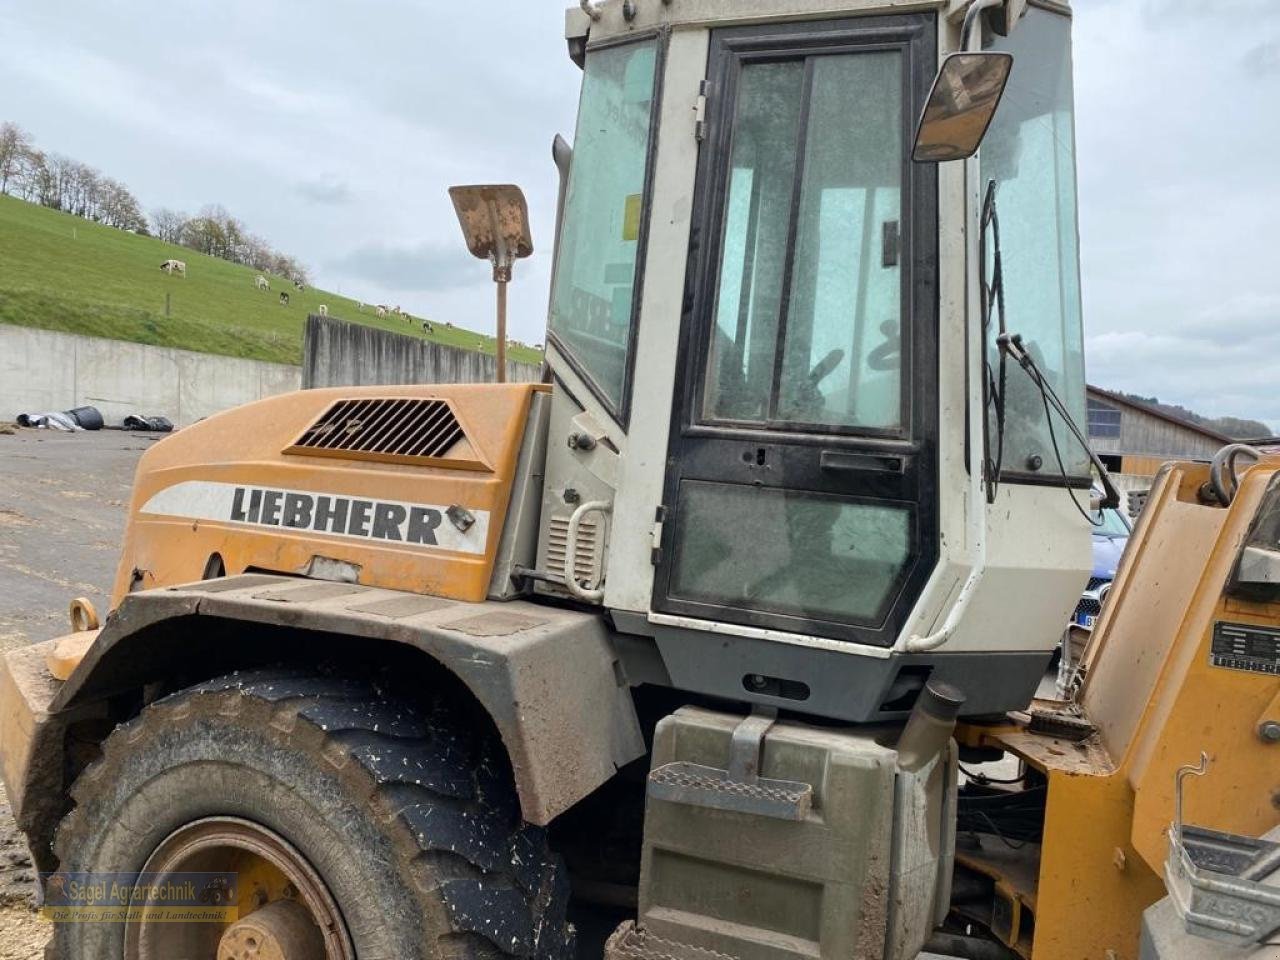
[
  {"x1": 1142, "y1": 0, "x2": 1280, "y2": 22},
  {"x1": 1086, "y1": 295, "x2": 1280, "y2": 427},
  {"x1": 1180, "y1": 295, "x2": 1280, "y2": 346},
  {"x1": 1243, "y1": 41, "x2": 1280, "y2": 76},
  {"x1": 295, "y1": 178, "x2": 352, "y2": 205},
  {"x1": 1071, "y1": 0, "x2": 1280, "y2": 429},
  {"x1": 328, "y1": 243, "x2": 489, "y2": 293}
]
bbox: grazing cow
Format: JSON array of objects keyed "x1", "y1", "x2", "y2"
[
  {"x1": 294, "y1": 280, "x2": 305, "y2": 292},
  {"x1": 422, "y1": 320, "x2": 434, "y2": 334},
  {"x1": 160, "y1": 259, "x2": 187, "y2": 277},
  {"x1": 255, "y1": 275, "x2": 270, "y2": 292},
  {"x1": 392, "y1": 305, "x2": 403, "y2": 316},
  {"x1": 279, "y1": 292, "x2": 290, "y2": 307},
  {"x1": 357, "y1": 302, "x2": 365, "y2": 312},
  {"x1": 318, "y1": 305, "x2": 329, "y2": 317},
  {"x1": 375, "y1": 305, "x2": 388, "y2": 319}
]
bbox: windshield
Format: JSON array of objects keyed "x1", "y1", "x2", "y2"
[
  {"x1": 1093, "y1": 506, "x2": 1130, "y2": 538},
  {"x1": 982, "y1": 7, "x2": 1088, "y2": 478},
  {"x1": 548, "y1": 40, "x2": 659, "y2": 416}
]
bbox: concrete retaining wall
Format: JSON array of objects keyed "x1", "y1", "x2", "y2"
[
  {"x1": 303, "y1": 315, "x2": 542, "y2": 389},
  {"x1": 0, "y1": 325, "x2": 301, "y2": 427}
]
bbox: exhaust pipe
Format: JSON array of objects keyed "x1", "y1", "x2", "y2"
[{"x1": 896, "y1": 681, "x2": 965, "y2": 773}]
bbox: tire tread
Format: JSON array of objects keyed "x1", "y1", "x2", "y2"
[{"x1": 53, "y1": 667, "x2": 574, "y2": 960}]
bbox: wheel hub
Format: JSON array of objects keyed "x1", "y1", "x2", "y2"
[
  {"x1": 124, "y1": 817, "x2": 353, "y2": 960},
  {"x1": 218, "y1": 900, "x2": 326, "y2": 960}
]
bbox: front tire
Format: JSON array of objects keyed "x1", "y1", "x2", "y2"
[{"x1": 50, "y1": 668, "x2": 575, "y2": 960}]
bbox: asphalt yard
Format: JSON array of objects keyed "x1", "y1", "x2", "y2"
[
  {"x1": 0, "y1": 427, "x2": 157, "y2": 956},
  {"x1": 0, "y1": 429, "x2": 154, "y2": 653}
]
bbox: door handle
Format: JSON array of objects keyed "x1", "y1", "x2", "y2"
[
  {"x1": 820, "y1": 450, "x2": 910, "y2": 475},
  {"x1": 882, "y1": 220, "x2": 901, "y2": 268}
]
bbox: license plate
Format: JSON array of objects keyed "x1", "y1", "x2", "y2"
[{"x1": 1075, "y1": 613, "x2": 1096, "y2": 629}]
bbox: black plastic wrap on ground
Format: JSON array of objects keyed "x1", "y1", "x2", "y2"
[
  {"x1": 122, "y1": 415, "x2": 174, "y2": 433},
  {"x1": 66, "y1": 407, "x2": 104, "y2": 431}
]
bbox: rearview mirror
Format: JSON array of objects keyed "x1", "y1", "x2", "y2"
[{"x1": 913, "y1": 53, "x2": 1014, "y2": 163}]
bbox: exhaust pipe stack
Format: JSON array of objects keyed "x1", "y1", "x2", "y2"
[{"x1": 896, "y1": 681, "x2": 966, "y2": 773}]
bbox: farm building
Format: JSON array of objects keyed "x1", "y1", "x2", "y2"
[
  {"x1": 1085, "y1": 386, "x2": 1239, "y2": 520},
  {"x1": 1086, "y1": 385, "x2": 1232, "y2": 477}
]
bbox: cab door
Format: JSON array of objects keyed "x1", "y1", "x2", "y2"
[{"x1": 653, "y1": 14, "x2": 938, "y2": 647}]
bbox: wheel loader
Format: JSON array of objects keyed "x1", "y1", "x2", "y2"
[{"x1": 1, "y1": 1, "x2": 1277, "y2": 958}]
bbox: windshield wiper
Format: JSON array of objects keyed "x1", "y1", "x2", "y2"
[{"x1": 981, "y1": 179, "x2": 1121, "y2": 520}]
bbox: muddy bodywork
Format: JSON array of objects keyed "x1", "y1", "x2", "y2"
[
  {"x1": 0, "y1": 574, "x2": 646, "y2": 869},
  {"x1": 112, "y1": 383, "x2": 547, "y2": 607}
]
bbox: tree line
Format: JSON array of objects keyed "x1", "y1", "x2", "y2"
[
  {"x1": 1118, "y1": 391, "x2": 1272, "y2": 440},
  {"x1": 0, "y1": 121, "x2": 309, "y2": 284}
]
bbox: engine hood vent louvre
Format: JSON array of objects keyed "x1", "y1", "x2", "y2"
[{"x1": 286, "y1": 397, "x2": 487, "y2": 471}]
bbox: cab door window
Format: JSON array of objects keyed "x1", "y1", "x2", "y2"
[
  {"x1": 656, "y1": 14, "x2": 938, "y2": 646},
  {"x1": 705, "y1": 51, "x2": 907, "y2": 435}
]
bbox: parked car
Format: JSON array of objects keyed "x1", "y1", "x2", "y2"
[{"x1": 1072, "y1": 503, "x2": 1132, "y2": 629}]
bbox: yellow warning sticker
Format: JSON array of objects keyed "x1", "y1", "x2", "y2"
[{"x1": 623, "y1": 194, "x2": 642, "y2": 242}]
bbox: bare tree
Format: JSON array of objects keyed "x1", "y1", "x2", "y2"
[
  {"x1": 96, "y1": 178, "x2": 145, "y2": 232},
  {"x1": 12, "y1": 148, "x2": 45, "y2": 202},
  {"x1": 38, "y1": 152, "x2": 77, "y2": 210},
  {"x1": 1, "y1": 121, "x2": 310, "y2": 274},
  {"x1": 151, "y1": 207, "x2": 188, "y2": 245},
  {"x1": 76, "y1": 163, "x2": 104, "y2": 220},
  {"x1": 0, "y1": 122, "x2": 33, "y2": 195}
]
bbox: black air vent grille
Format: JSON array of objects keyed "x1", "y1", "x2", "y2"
[{"x1": 290, "y1": 398, "x2": 470, "y2": 465}]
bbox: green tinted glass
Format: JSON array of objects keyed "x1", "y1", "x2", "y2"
[
  {"x1": 669, "y1": 482, "x2": 913, "y2": 626},
  {"x1": 982, "y1": 9, "x2": 1088, "y2": 476},
  {"x1": 705, "y1": 52, "x2": 906, "y2": 432},
  {"x1": 549, "y1": 41, "x2": 658, "y2": 413}
]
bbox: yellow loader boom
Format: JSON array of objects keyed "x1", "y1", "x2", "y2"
[{"x1": 953, "y1": 455, "x2": 1280, "y2": 958}]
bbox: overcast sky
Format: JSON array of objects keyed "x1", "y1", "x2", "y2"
[{"x1": 2, "y1": 0, "x2": 1277, "y2": 428}]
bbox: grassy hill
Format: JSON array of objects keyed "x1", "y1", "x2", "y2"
[{"x1": 0, "y1": 194, "x2": 543, "y2": 366}]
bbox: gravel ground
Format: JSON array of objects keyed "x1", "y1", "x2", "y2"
[
  {"x1": 0, "y1": 905, "x2": 46, "y2": 960},
  {"x1": 0, "y1": 427, "x2": 154, "y2": 957}
]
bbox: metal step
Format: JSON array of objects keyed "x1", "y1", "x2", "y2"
[
  {"x1": 644, "y1": 710, "x2": 813, "y2": 821},
  {"x1": 647, "y1": 760, "x2": 812, "y2": 821},
  {"x1": 605, "y1": 922, "x2": 736, "y2": 960}
]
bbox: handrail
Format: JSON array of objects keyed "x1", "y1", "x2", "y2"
[{"x1": 564, "y1": 500, "x2": 612, "y2": 603}]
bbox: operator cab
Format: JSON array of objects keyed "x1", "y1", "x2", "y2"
[{"x1": 535, "y1": 0, "x2": 1091, "y2": 722}]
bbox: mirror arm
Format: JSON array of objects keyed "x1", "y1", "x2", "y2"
[{"x1": 961, "y1": 0, "x2": 1003, "y2": 50}]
